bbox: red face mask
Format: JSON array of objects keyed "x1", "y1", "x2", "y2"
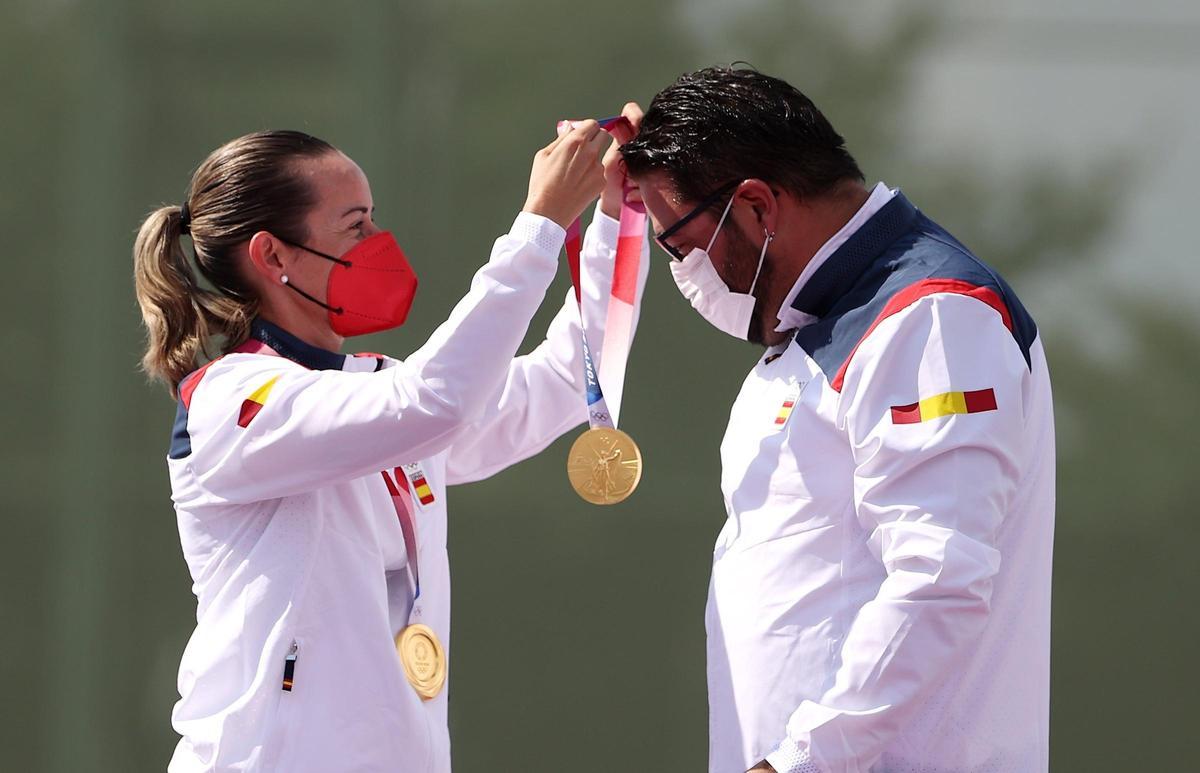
[{"x1": 280, "y1": 231, "x2": 419, "y2": 337}]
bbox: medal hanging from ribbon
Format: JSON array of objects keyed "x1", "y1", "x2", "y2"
[
  {"x1": 558, "y1": 115, "x2": 645, "y2": 506},
  {"x1": 381, "y1": 466, "x2": 446, "y2": 700}
]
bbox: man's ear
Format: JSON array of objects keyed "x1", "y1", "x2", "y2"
[
  {"x1": 247, "y1": 231, "x2": 287, "y2": 285},
  {"x1": 734, "y1": 179, "x2": 780, "y2": 237}
]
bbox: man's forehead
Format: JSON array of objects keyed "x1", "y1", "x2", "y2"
[
  {"x1": 633, "y1": 173, "x2": 689, "y2": 231},
  {"x1": 632, "y1": 171, "x2": 685, "y2": 206}
]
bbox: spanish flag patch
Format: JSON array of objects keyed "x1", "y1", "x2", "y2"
[
  {"x1": 403, "y1": 462, "x2": 436, "y2": 506},
  {"x1": 773, "y1": 382, "x2": 803, "y2": 429},
  {"x1": 891, "y1": 388, "x2": 997, "y2": 425},
  {"x1": 237, "y1": 375, "x2": 280, "y2": 428}
]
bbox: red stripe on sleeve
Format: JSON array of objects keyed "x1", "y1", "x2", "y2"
[
  {"x1": 179, "y1": 361, "x2": 217, "y2": 409},
  {"x1": 237, "y1": 399, "x2": 264, "y2": 428},
  {"x1": 831, "y1": 279, "x2": 1013, "y2": 393},
  {"x1": 890, "y1": 402, "x2": 923, "y2": 424},
  {"x1": 178, "y1": 339, "x2": 280, "y2": 408},
  {"x1": 963, "y1": 388, "x2": 998, "y2": 414}
]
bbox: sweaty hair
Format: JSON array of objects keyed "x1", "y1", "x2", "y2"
[
  {"x1": 621, "y1": 66, "x2": 864, "y2": 204},
  {"x1": 133, "y1": 130, "x2": 336, "y2": 396}
]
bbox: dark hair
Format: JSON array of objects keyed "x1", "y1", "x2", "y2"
[
  {"x1": 621, "y1": 66, "x2": 863, "y2": 203},
  {"x1": 133, "y1": 129, "x2": 336, "y2": 395}
]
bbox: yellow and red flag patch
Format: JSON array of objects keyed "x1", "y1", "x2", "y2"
[
  {"x1": 403, "y1": 462, "x2": 436, "y2": 506},
  {"x1": 412, "y1": 474, "x2": 435, "y2": 506},
  {"x1": 773, "y1": 383, "x2": 803, "y2": 428},
  {"x1": 237, "y1": 375, "x2": 280, "y2": 428},
  {"x1": 774, "y1": 397, "x2": 798, "y2": 426},
  {"x1": 891, "y1": 388, "x2": 997, "y2": 424}
]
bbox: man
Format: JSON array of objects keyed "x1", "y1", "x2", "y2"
[{"x1": 621, "y1": 67, "x2": 1054, "y2": 772}]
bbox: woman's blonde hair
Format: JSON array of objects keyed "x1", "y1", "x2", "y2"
[{"x1": 133, "y1": 130, "x2": 335, "y2": 396}]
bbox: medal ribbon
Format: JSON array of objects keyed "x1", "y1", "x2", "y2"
[
  {"x1": 558, "y1": 115, "x2": 646, "y2": 430},
  {"x1": 380, "y1": 469, "x2": 421, "y2": 602}
]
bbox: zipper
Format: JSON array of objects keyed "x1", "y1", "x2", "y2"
[{"x1": 282, "y1": 640, "x2": 298, "y2": 691}]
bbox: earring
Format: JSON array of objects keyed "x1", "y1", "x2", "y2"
[{"x1": 281, "y1": 274, "x2": 289, "y2": 285}]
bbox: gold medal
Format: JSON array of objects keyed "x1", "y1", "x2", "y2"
[
  {"x1": 567, "y1": 426, "x2": 643, "y2": 505},
  {"x1": 395, "y1": 623, "x2": 446, "y2": 700}
]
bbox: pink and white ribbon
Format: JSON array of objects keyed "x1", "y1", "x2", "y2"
[{"x1": 557, "y1": 116, "x2": 646, "y2": 429}]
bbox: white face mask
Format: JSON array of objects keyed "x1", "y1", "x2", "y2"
[{"x1": 668, "y1": 194, "x2": 772, "y2": 340}]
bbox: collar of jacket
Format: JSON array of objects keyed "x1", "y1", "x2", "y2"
[
  {"x1": 249, "y1": 318, "x2": 348, "y2": 371},
  {"x1": 789, "y1": 192, "x2": 919, "y2": 320}
]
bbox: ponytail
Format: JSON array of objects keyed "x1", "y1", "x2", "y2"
[
  {"x1": 132, "y1": 205, "x2": 256, "y2": 397},
  {"x1": 132, "y1": 130, "x2": 335, "y2": 398}
]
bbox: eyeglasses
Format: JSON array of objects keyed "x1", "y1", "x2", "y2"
[{"x1": 653, "y1": 180, "x2": 741, "y2": 260}]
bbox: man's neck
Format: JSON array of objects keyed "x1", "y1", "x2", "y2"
[{"x1": 756, "y1": 181, "x2": 871, "y2": 346}]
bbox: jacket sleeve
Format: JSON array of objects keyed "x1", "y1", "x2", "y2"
[
  {"x1": 183, "y1": 213, "x2": 565, "y2": 504},
  {"x1": 766, "y1": 294, "x2": 1030, "y2": 773},
  {"x1": 444, "y1": 204, "x2": 649, "y2": 485}
]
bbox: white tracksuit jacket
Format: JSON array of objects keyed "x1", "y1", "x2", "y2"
[
  {"x1": 708, "y1": 190, "x2": 1055, "y2": 773},
  {"x1": 163, "y1": 208, "x2": 646, "y2": 772}
]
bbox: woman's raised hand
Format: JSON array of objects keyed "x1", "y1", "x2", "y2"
[{"x1": 522, "y1": 120, "x2": 608, "y2": 230}]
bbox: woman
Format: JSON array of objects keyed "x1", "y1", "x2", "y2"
[{"x1": 133, "y1": 118, "x2": 646, "y2": 772}]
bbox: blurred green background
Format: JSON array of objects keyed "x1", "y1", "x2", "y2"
[{"x1": 2, "y1": 1, "x2": 1196, "y2": 770}]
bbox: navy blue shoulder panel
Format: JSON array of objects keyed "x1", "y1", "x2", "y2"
[
  {"x1": 168, "y1": 397, "x2": 192, "y2": 459},
  {"x1": 793, "y1": 199, "x2": 1037, "y2": 389}
]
